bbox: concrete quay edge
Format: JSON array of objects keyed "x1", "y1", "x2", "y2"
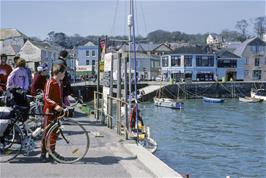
[{"x1": 122, "y1": 142, "x2": 184, "y2": 178}]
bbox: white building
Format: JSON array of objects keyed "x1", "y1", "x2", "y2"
[
  {"x1": 19, "y1": 40, "x2": 60, "y2": 72},
  {"x1": 0, "y1": 28, "x2": 28, "y2": 65}
]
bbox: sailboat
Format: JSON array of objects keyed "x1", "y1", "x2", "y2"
[
  {"x1": 126, "y1": 0, "x2": 157, "y2": 153},
  {"x1": 154, "y1": 83, "x2": 184, "y2": 109}
]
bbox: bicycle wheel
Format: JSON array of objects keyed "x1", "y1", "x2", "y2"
[
  {"x1": 45, "y1": 118, "x2": 89, "y2": 164},
  {"x1": 0, "y1": 124, "x2": 23, "y2": 162}
]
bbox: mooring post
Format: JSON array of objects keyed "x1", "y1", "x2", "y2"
[
  {"x1": 116, "y1": 53, "x2": 122, "y2": 135},
  {"x1": 124, "y1": 55, "x2": 129, "y2": 138}
]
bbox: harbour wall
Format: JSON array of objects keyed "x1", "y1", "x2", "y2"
[
  {"x1": 72, "y1": 82, "x2": 266, "y2": 101},
  {"x1": 143, "y1": 81, "x2": 266, "y2": 100}
]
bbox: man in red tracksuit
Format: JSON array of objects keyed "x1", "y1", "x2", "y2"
[{"x1": 40, "y1": 63, "x2": 66, "y2": 162}]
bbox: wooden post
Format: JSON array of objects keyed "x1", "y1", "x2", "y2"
[
  {"x1": 116, "y1": 53, "x2": 122, "y2": 135},
  {"x1": 109, "y1": 54, "x2": 114, "y2": 129},
  {"x1": 96, "y1": 38, "x2": 101, "y2": 120},
  {"x1": 124, "y1": 55, "x2": 128, "y2": 138},
  {"x1": 94, "y1": 91, "x2": 96, "y2": 118}
]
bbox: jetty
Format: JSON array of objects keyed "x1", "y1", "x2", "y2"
[{"x1": 1, "y1": 108, "x2": 184, "y2": 178}]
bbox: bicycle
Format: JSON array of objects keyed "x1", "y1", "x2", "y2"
[{"x1": 0, "y1": 106, "x2": 90, "y2": 164}]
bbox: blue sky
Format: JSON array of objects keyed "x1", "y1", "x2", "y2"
[{"x1": 1, "y1": 0, "x2": 265, "y2": 40}]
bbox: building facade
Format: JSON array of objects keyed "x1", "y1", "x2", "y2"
[
  {"x1": 161, "y1": 46, "x2": 244, "y2": 81},
  {"x1": 234, "y1": 37, "x2": 266, "y2": 81},
  {"x1": 0, "y1": 28, "x2": 28, "y2": 65},
  {"x1": 19, "y1": 40, "x2": 60, "y2": 72}
]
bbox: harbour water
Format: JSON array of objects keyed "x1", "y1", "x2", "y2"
[{"x1": 140, "y1": 99, "x2": 266, "y2": 178}]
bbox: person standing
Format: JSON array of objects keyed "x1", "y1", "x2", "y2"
[
  {"x1": 30, "y1": 63, "x2": 49, "y2": 96},
  {"x1": 0, "y1": 54, "x2": 13, "y2": 91},
  {"x1": 40, "y1": 63, "x2": 66, "y2": 161},
  {"x1": 6, "y1": 58, "x2": 29, "y2": 91},
  {"x1": 54, "y1": 50, "x2": 72, "y2": 106}
]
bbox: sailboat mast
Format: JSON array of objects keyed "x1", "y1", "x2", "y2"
[
  {"x1": 131, "y1": 0, "x2": 139, "y2": 132},
  {"x1": 128, "y1": 0, "x2": 132, "y2": 111}
]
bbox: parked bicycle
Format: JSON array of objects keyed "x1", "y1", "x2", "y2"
[{"x1": 0, "y1": 98, "x2": 90, "y2": 164}]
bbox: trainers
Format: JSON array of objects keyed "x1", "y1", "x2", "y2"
[{"x1": 40, "y1": 153, "x2": 48, "y2": 162}]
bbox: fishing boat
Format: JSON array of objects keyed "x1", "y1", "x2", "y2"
[
  {"x1": 203, "y1": 96, "x2": 224, "y2": 103},
  {"x1": 239, "y1": 96, "x2": 263, "y2": 103},
  {"x1": 154, "y1": 97, "x2": 184, "y2": 109},
  {"x1": 250, "y1": 88, "x2": 266, "y2": 101}
]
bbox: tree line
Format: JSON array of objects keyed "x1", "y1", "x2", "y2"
[{"x1": 43, "y1": 16, "x2": 265, "y2": 49}]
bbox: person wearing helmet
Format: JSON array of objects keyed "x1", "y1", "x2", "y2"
[{"x1": 30, "y1": 63, "x2": 49, "y2": 96}]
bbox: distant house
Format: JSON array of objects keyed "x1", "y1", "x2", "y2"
[
  {"x1": 206, "y1": 34, "x2": 223, "y2": 44},
  {"x1": 19, "y1": 40, "x2": 60, "y2": 72},
  {"x1": 234, "y1": 37, "x2": 266, "y2": 81},
  {"x1": 114, "y1": 46, "x2": 160, "y2": 80},
  {"x1": 0, "y1": 28, "x2": 28, "y2": 65},
  {"x1": 216, "y1": 50, "x2": 244, "y2": 81},
  {"x1": 77, "y1": 41, "x2": 98, "y2": 77}
]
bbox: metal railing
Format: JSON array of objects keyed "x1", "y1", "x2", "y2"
[{"x1": 94, "y1": 91, "x2": 129, "y2": 137}]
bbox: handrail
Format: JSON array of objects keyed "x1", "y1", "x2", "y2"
[{"x1": 94, "y1": 91, "x2": 129, "y2": 136}]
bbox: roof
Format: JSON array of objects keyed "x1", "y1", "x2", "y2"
[
  {"x1": 173, "y1": 45, "x2": 213, "y2": 54},
  {"x1": 234, "y1": 37, "x2": 266, "y2": 56},
  {"x1": 0, "y1": 28, "x2": 28, "y2": 40},
  {"x1": 215, "y1": 49, "x2": 241, "y2": 59},
  {"x1": 84, "y1": 41, "x2": 95, "y2": 46},
  {"x1": 29, "y1": 40, "x2": 54, "y2": 50},
  {"x1": 0, "y1": 44, "x2": 21, "y2": 55}
]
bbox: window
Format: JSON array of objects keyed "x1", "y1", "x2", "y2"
[
  {"x1": 86, "y1": 51, "x2": 90, "y2": 56},
  {"x1": 255, "y1": 58, "x2": 260, "y2": 66},
  {"x1": 244, "y1": 70, "x2": 249, "y2": 77},
  {"x1": 92, "y1": 60, "x2": 95, "y2": 65},
  {"x1": 162, "y1": 56, "x2": 169, "y2": 67},
  {"x1": 86, "y1": 60, "x2": 90, "y2": 65},
  {"x1": 217, "y1": 59, "x2": 237, "y2": 68},
  {"x1": 92, "y1": 50, "x2": 96, "y2": 57},
  {"x1": 184, "y1": 55, "x2": 192, "y2": 67},
  {"x1": 171, "y1": 55, "x2": 181, "y2": 67},
  {"x1": 253, "y1": 70, "x2": 261, "y2": 80},
  {"x1": 196, "y1": 56, "x2": 214, "y2": 67}
]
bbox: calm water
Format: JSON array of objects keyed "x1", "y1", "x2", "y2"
[{"x1": 139, "y1": 99, "x2": 266, "y2": 178}]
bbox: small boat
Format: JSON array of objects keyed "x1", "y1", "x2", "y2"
[
  {"x1": 251, "y1": 88, "x2": 266, "y2": 101},
  {"x1": 203, "y1": 96, "x2": 224, "y2": 103},
  {"x1": 239, "y1": 96, "x2": 263, "y2": 103},
  {"x1": 154, "y1": 97, "x2": 184, "y2": 109},
  {"x1": 128, "y1": 127, "x2": 157, "y2": 153}
]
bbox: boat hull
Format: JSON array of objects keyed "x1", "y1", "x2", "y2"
[
  {"x1": 239, "y1": 97, "x2": 263, "y2": 103},
  {"x1": 251, "y1": 89, "x2": 266, "y2": 101},
  {"x1": 203, "y1": 96, "x2": 224, "y2": 103},
  {"x1": 154, "y1": 98, "x2": 184, "y2": 109}
]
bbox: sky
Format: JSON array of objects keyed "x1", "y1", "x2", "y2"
[{"x1": 0, "y1": 0, "x2": 265, "y2": 40}]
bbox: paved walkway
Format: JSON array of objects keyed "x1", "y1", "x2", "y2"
[{"x1": 0, "y1": 112, "x2": 155, "y2": 178}]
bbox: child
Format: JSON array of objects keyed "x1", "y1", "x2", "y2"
[{"x1": 40, "y1": 63, "x2": 65, "y2": 162}]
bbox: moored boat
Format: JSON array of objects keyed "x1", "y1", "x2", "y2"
[
  {"x1": 239, "y1": 96, "x2": 263, "y2": 103},
  {"x1": 250, "y1": 88, "x2": 266, "y2": 101},
  {"x1": 203, "y1": 96, "x2": 224, "y2": 103},
  {"x1": 154, "y1": 97, "x2": 184, "y2": 109}
]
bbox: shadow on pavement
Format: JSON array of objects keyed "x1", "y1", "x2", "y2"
[{"x1": 8, "y1": 155, "x2": 137, "y2": 165}]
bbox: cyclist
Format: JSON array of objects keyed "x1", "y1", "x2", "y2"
[
  {"x1": 6, "y1": 58, "x2": 29, "y2": 91},
  {"x1": 30, "y1": 63, "x2": 48, "y2": 96},
  {"x1": 40, "y1": 63, "x2": 66, "y2": 162}
]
